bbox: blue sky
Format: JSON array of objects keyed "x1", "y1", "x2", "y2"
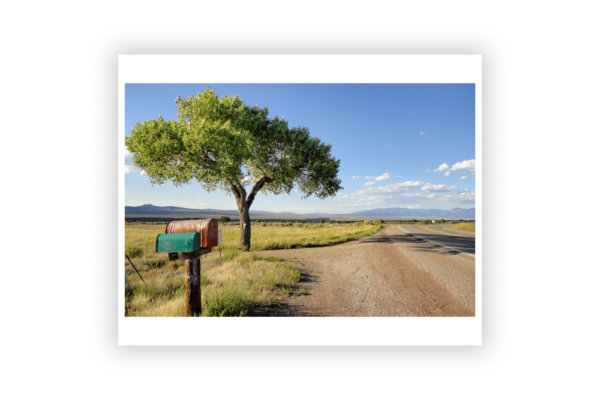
[{"x1": 125, "y1": 84, "x2": 475, "y2": 214}]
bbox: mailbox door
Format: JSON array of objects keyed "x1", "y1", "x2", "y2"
[
  {"x1": 200, "y1": 219, "x2": 219, "y2": 248},
  {"x1": 156, "y1": 232, "x2": 200, "y2": 253}
]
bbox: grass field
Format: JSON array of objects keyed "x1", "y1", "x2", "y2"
[
  {"x1": 124, "y1": 222, "x2": 381, "y2": 316},
  {"x1": 452, "y1": 222, "x2": 475, "y2": 232}
]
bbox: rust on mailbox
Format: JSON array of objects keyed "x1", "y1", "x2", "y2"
[{"x1": 165, "y1": 219, "x2": 219, "y2": 248}]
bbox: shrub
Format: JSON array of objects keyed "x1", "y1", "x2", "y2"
[
  {"x1": 220, "y1": 216, "x2": 231, "y2": 223},
  {"x1": 125, "y1": 245, "x2": 142, "y2": 258},
  {"x1": 203, "y1": 286, "x2": 250, "y2": 317}
]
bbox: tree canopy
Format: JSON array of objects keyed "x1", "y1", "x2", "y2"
[{"x1": 126, "y1": 88, "x2": 343, "y2": 249}]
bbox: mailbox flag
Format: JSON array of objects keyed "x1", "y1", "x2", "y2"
[{"x1": 218, "y1": 229, "x2": 222, "y2": 246}]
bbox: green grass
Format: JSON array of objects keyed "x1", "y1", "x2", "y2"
[{"x1": 453, "y1": 222, "x2": 475, "y2": 232}]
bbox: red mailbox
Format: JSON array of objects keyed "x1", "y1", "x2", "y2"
[{"x1": 165, "y1": 219, "x2": 219, "y2": 249}]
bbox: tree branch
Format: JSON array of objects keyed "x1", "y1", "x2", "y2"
[{"x1": 246, "y1": 176, "x2": 275, "y2": 207}]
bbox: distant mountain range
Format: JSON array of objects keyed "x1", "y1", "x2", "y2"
[{"x1": 125, "y1": 204, "x2": 475, "y2": 219}]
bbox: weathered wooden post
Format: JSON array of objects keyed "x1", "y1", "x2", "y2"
[
  {"x1": 181, "y1": 249, "x2": 211, "y2": 316},
  {"x1": 157, "y1": 219, "x2": 219, "y2": 317}
]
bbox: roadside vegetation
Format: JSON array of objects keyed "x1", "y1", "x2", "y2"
[
  {"x1": 125, "y1": 249, "x2": 303, "y2": 317},
  {"x1": 124, "y1": 221, "x2": 381, "y2": 316},
  {"x1": 126, "y1": 220, "x2": 381, "y2": 252},
  {"x1": 452, "y1": 222, "x2": 475, "y2": 232}
]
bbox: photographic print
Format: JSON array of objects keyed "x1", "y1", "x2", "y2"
[{"x1": 118, "y1": 55, "x2": 482, "y2": 345}]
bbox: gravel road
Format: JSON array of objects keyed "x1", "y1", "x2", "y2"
[{"x1": 257, "y1": 225, "x2": 475, "y2": 317}]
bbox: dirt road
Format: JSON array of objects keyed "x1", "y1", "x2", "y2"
[{"x1": 256, "y1": 225, "x2": 475, "y2": 317}]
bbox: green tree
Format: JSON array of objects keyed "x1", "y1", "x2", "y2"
[
  {"x1": 126, "y1": 88, "x2": 342, "y2": 251},
  {"x1": 220, "y1": 215, "x2": 231, "y2": 223}
]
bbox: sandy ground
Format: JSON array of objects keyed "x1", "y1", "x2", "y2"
[{"x1": 256, "y1": 225, "x2": 475, "y2": 317}]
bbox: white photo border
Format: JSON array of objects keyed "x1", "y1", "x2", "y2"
[{"x1": 118, "y1": 55, "x2": 482, "y2": 346}]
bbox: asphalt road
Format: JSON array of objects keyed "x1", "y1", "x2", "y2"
[{"x1": 397, "y1": 224, "x2": 476, "y2": 256}]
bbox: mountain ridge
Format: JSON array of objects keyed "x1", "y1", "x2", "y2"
[{"x1": 125, "y1": 204, "x2": 475, "y2": 219}]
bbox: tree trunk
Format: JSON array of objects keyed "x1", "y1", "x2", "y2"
[{"x1": 238, "y1": 206, "x2": 252, "y2": 251}]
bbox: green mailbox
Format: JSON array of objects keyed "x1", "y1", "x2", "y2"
[{"x1": 156, "y1": 232, "x2": 201, "y2": 253}]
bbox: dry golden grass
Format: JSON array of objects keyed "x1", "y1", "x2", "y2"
[
  {"x1": 125, "y1": 222, "x2": 380, "y2": 256},
  {"x1": 453, "y1": 222, "x2": 476, "y2": 232},
  {"x1": 125, "y1": 249, "x2": 302, "y2": 317},
  {"x1": 124, "y1": 222, "x2": 380, "y2": 317}
]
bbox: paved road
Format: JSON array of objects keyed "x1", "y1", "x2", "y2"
[
  {"x1": 398, "y1": 224, "x2": 475, "y2": 256},
  {"x1": 257, "y1": 225, "x2": 475, "y2": 316}
]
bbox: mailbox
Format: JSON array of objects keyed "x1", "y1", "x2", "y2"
[
  {"x1": 156, "y1": 232, "x2": 201, "y2": 254},
  {"x1": 165, "y1": 219, "x2": 219, "y2": 248}
]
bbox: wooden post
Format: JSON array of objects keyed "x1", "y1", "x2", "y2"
[{"x1": 182, "y1": 248, "x2": 211, "y2": 316}]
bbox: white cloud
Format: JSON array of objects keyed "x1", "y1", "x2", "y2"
[
  {"x1": 194, "y1": 199, "x2": 214, "y2": 208},
  {"x1": 422, "y1": 184, "x2": 457, "y2": 192},
  {"x1": 364, "y1": 182, "x2": 377, "y2": 186},
  {"x1": 382, "y1": 193, "x2": 436, "y2": 203},
  {"x1": 365, "y1": 173, "x2": 392, "y2": 181},
  {"x1": 326, "y1": 204, "x2": 361, "y2": 208},
  {"x1": 354, "y1": 181, "x2": 425, "y2": 196},
  {"x1": 444, "y1": 171, "x2": 451, "y2": 176},
  {"x1": 338, "y1": 194, "x2": 349, "y2": 198},
  {"x1": 433, "y1": 163, "x2": 449, "y2": 172},
  {"x1": 450, "y1": 159, "x2": 476, "y2": 172},
  {"x1": 356, "y1": 195, "x2": 394, "y2": 206},
  {"x1": 241, "y1": 177, "x2": 255, "y2": 186},
  {"x1": 374, "y1": 173, "x2": 391, "y2": 181},
  {"x1": 420, "y1": 132, "x2": 425, "y2": 135},
  {"x1": 268, "y1": 202, "x2": 272, "y2": 204},
  {"x1": 352, "y1": 176, "x2": 360, "y2": 179},
  {"x1": 125, "y1": 147, "x2": 146, "y2": 175},
  {"x1": 437, "y1": 191, "x2": 476, "y2": 204},
  {"x1": 124, "y1": 165, "x2": 139, "y2": 173},
  {"x1": 460, "y1": 176, "x2": 468, "y2": 180}
]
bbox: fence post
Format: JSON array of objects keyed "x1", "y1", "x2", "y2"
[{"x1": 182, "y1": 250, "x2": 202, "y2": 316}]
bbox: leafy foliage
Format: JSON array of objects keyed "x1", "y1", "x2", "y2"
[{"x1": 126, "y1": 88, "x2": 342, "y2": 201}]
